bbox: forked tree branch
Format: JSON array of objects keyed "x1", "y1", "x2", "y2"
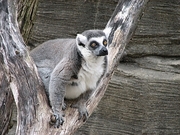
[{"x1": 0, "y1": 0, "x2": 148, "y2": 135}]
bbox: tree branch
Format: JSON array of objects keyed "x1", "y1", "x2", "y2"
[{"x1": 0, "y1": 0, "x2": 50, "y2": 134}]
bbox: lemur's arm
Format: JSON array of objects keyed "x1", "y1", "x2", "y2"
[{"x1": 49, "y1": 59, "x2": 74, "y2": 128}]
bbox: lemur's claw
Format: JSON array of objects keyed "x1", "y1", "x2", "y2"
[
  {"x1": 62, "y1": 102, "x2": 66, "y2": 110},
  {"x1": 50, "y1": 113, "x2": 64, "y2": 128},
  {"x1": 78, "y1": 109, "x2": 89, "y2": 122}
]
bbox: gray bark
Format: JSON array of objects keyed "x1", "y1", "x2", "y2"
[
  {"x1": 17, "y1": 0, "x2": 39, "y2": 43},
  {"x1": 0, "y1": 0, "x2": 49, "y2": 134}
]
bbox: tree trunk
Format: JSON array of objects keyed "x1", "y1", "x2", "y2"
[
  {"x1": 0, "y1": 0, "x2": 148, "y2": 135},
  {"x1": 0, "y1": 62, "x2": 14, "y2": 135},
  {"x1": 17, "y1": 0, "x2": 39, "y2": 43},
  {"x1": 0, "y1": 0, "x2": 50, "y2": 134}
]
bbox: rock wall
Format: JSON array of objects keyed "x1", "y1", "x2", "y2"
[{"x1": 28, "y1": 0, "x2": 117, "y2": 48}]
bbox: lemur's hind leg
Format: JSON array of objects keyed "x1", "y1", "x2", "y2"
[{"x1": 71, "y1": 90, "x2": 92, "y2": 122}]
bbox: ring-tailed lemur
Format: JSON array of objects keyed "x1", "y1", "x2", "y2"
[{"x1": 30, "y1": 29, "x2": 109, "y2": 128}]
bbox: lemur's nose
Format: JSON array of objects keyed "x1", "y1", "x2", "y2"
[
  {"x1": 103, "y1": 48, "x2": 108, "y2": 53},
  {"x1": 101, "y1": 47, "x2": 108, "y2": 56}
]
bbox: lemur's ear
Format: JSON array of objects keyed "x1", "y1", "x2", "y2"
[
  {"x1": 76, "y1": 34, "x2": 87, "y2": 47},
  {"x1": 103, "y1": 27, "x2": 112, "y2": 39}
]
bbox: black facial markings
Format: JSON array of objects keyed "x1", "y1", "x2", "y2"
[
  {"x1": 78, "y1": 42, "x2": 85, "y2": 47},
  {"x1": 90, "y1": 41, "x2": 99, "y2": 49}
]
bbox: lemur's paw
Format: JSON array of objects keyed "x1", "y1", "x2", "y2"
[
  {"x1": 71, "y1": 103, "x2": 89, "y2": 122},
  {"x1": 78, "y1": 108, "x2": 89, "y2": 122},
  {"x1": 50, "y1": 113, "x2": 64, "y2": 128},
  {"x1": 62, "y1": 102, "x2": 66, "y2": 110}
]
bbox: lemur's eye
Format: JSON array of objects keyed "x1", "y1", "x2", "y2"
[
  {"x1": 103, "y1": 39, "x2": 107, "y2": 46},
  {"x1": 90, "y1": 42, "x2": 98, "y2": 48}
]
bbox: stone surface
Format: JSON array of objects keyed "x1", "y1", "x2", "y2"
[{"x1": 28, "y1": 0, "x2": 117, "y2": 48}]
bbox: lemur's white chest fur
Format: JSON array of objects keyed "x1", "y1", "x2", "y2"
[
  {"x1": 65, "y1": 32, "x2": 108, "y2": 99},
  {"x1": 65, "y1": 56, "x2": 105, "y2": 99}
]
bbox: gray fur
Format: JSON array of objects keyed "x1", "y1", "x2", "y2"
[
  {"x1": 30, "y1": 30, "x2": 108, "y2": 128},
  {"x1": 82, "y1": 30, "x2": 106, "y2": 40}
]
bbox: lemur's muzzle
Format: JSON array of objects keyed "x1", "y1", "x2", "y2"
[{"x1": 98, "y1": 47, "x2": 108, "y2": 56}]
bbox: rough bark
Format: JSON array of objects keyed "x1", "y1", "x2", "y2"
[
  {"x1": 0, "y1": 65, "x2": 14, "y2": 135},
  {"x1": 17, "y1": 0, "x2": 39, "y2": 43},
  {"x1": 0, "y1": 0, "x2": 50, "y2": 134},
  {"x1": 1, "y1": 0, "x2": 148, "y2": 135}
]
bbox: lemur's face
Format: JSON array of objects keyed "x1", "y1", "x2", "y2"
[
  {"x1": 76, "y1": 30, "x2": 108, "y2": 58},
  {"x1": 88, "y1": 36, "x2": 108, "y2": 56}
]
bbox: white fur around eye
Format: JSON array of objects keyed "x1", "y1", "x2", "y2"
[{"x1": 89, "y1": 36, "x2": 106, "y2": 46}]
